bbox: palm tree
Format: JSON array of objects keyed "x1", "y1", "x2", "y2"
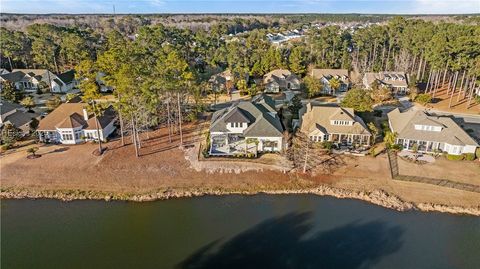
[{"x1": 27, "y1": 147, "x2": 39, "y2": 158}]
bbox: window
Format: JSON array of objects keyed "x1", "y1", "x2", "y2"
[{"x1": 62, "y1": 134, "x2": 73, "y2": 140}]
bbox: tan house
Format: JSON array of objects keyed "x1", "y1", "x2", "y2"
[
  {"x1": 298, "y1": 103, "x2": 371, "y2": 147},
  {"x1": 311, "y1": 69, "x2": 350, "y2": 95},
  {"x1": 363, "y1": 72, "x2": 408, "y2": 94},
  {"x1": 209, "y1": 70, "x2": 234, "y2": 93},
  {"x1": 388, "y1": 108, "x2": 478, "y2": 155},
  {"x1": 37, "y1": 103, "x2": 116, "y2": 144},
  {"x1": 263, "y1": 69, "x2": 301, "y2": 93}
]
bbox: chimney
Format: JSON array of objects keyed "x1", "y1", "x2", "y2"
[
  {"x1": 306, "y1": 102, "x2": 312, "y2": 112},
  {"x1": 83, "y1": 108, "x2": 89, "y2": 121}
]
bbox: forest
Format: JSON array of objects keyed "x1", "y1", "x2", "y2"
[{"x1": 1, "y1": 15, "x2": 479, "y2": 155}]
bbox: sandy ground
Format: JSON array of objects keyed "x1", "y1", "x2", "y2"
[
  {"x1": 1, "y1": 121, "x2": 479, "y2": 209},
  {"x1": 421, "y1": 86, "x2": 480, "y2": 114}
]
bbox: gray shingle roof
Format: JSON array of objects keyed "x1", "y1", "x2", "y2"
[{"x1": 210, "y1": 96, "x2": 283, "y2": 137}]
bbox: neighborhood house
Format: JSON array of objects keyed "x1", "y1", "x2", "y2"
[
  {"x1": 387, "y1": 108, "x2": 478, "y2": 155},
  {"x1": 209, "y1": 94, "x2": 284, "y2": 156},
  {"x1": 0, "y1": 101, "x2": 40, "y2": 136},
  {"x1": 209, "y1": 70, "x2": 234, "y2": 93},
  {"x1": 37, "y1": 103, "x2": 116, "y2": 144},
  {"x1": 263, "y1": 69, "x2": 301, "y2": 93},
  {"x1": 363, "y1": 71, "x2": 408, "y2": 94},
  {"x1": 0, "y1": 69, "x2": 77, "y2": 93},
  {"x1": 298, "y1": 103, "x2": 372, "y2": 147},
  {"x1": 311, "y1": 69, "x2": 350, "y2": 95}
]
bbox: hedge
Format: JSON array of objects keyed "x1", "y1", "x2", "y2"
[
  {"x1": 464, "y1": 153, "x2": 476, "y2": 161},
  {"x1": 446, "y1": 154, "x2": 464, "y2": 161}
]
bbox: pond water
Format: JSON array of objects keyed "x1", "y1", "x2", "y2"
[{"x1": 1, "y1": 195, "x2": 479, "y2": 269}]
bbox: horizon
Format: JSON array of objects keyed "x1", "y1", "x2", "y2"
[{"x1": 1, "y1": 0, "x2": 479, "y2": 15}]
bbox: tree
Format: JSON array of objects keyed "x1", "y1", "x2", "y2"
[
  {"x1": 371, "y1": 86, "x2": 393, "y2": 104},
  {"x1": 236, "y1": 79, "x2": 248, "y2": 95},
  {"x1": 288, "y1": 95, "x2": 303, "y2": 119},
  {"x1": 411, "y1": 143, "x2": 419, "y2": 161},
  {"x1": 0, "y1": 82, "x2": 24, "y2": 103},
  {"x1": 46, "y1": 96, "x2": 62, "y2": 111},
  {"x1": 289, "y1": 131, "x2": 344, "y2": 174},
  {"x1": 20, "y1": 96, "x2": 36, "y2": 111},
  {"x1": 288, "y1": 46, "x2": 306, "y2": 76},
  {"x1": 27, "y1": 147, "x2": 39, "y2": 157},
  {"x1": 383, "y1": 131, "x2": 397, "y2": 149},
  {"x1": 303, "y1": 76, "x2": 323, "y2": 98},
  {"x1": 367, "y1": 122, "x2": 378, "y2": 143},
  {"x1": 415, "y1": 93, "x2": 432, "y2": 105},
  {"x1": 340, "y1": 88, "x2": 374, "y2": 112},
  {"x1": 329, "y1": 77, "x2": 341, "y2": 95}
]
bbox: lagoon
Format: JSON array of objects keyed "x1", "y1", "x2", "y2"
[{"x1": 1, "y1": 195, "x2": 479, "y2": 269}]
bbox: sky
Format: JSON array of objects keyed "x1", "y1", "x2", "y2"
[{"x1": 1, "y1": 0, "x2": 479, "y2": 14}]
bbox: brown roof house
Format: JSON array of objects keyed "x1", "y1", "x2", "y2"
[
  {"x1": 209, "y1": 94, "x2": 284, "y2": 156},
  {"x1": 298, "y1": 103, "x2": 372, "y2": 147},
  {"x1": 388, "y1": 108, "x2": 478, "y2": 155},
  {"x1": 363, "y1": 72, "x2": 408, "y2": 94},
  {"x1": 263, "y1": 69, "x2": 301, "y2": 93},
  {"x1": 311, "y1": 69, "x2": 350, "y2": 95},
  {"x1": 37, "y1": 103, "x2": 116, "y2": 144}
]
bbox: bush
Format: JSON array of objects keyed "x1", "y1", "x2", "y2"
[
  {"x1": 446, "y1": 154, "x2": 464, "y2": 161},
  {"x1": 415, "y1": 93, "x2": 432, "y2": 105},
  {"x1": 391, "y1": 144, "x2": 403, "y2": 151},
  {"x1": 464, "y1": 153, "x2": 476, "y2": 161},
  {"x1": 202, "y1": 148, "x2": 210, "y2": 158}
]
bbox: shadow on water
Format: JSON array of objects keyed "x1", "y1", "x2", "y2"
[{"x1": 177, "y1": 212, "x2": 404, "y2": 269}]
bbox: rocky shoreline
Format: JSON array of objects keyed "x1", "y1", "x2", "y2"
[{"x1": 2, "y1": 185, "x2": 479, "y2": 216}]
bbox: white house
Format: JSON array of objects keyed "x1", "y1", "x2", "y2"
[
  {"x1": 0, "y1": 69, "x2": 77, "y2": 93},
  {"x1": 311, "y1": 69, "x2": 350, "y2": 95},
  {"x1": 298, "y1": 103, "x2": 372, "y2": 147},
  {"x1": 263, "y1": 69, "x2": 301, "y2": 93},
  {"x1": 387, "y1": 108, "x2": 478, "y2": 155},
  {"x1": 363, "y1": 72, "x2": 409, "y2": 94},
  {"x1": 209, "y1": 94, "x2": 284, "y2": 156},
  {"x1": 37, "y1": 103, "x2": 116, "y2": 144}
]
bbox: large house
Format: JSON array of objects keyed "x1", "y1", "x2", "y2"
[
  {"x1": 0, "y1": 69, "x2": 77, "y2": 93},
  {"x1": 363, "y1": 72, "x2": 408, "y2": 94},
  {"x1": 0, "y1": 101, "x2": 40, "y2": 136},
  {"x1": 298, "y1": 103, "x2": 372, "y2": 147},
  {"x1": 37, "y1": 103, "x2": 116, "y2": 144},
  {"x1": 263, "y1": 69, "x2": 301, "y2": 93},
  {"x1": 387, "y1": 108, "x2": 478, "y2": 155},
  {"x1": 209, "y1": 94, "x2": 284, "y2": 156},
  {"x1": 311, "y1": 69, "x2": 350, "y2": 95}
]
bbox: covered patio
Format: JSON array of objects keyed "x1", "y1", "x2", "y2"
[{"x1": 210, "y1": 134, "x2": 258, "y2": 156}]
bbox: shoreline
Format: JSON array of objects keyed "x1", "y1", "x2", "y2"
[{"x1": 2, "y1": 185, "x2": 479, "y2": 216}]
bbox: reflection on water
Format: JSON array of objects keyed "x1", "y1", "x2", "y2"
[{"x1": 1, "y1": 195, "x2": 479, "y2": 269}]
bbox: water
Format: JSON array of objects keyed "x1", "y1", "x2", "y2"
[{"x1": 1, "y1": 195, "x2": 479, "y2": 269}]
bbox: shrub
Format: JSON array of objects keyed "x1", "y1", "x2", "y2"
[
  {"x1": 391, "y1": 144, "x2": 403, "y2": 151},
  {"x1": 415, "y1": 93, "x2": 432, "y2": 105},
  {"x1": 464, "y1": 153, "x2": 476, "y2": 161},
  {"x1": 446, "y1": 154, "x2": 464, "y2": 161}
]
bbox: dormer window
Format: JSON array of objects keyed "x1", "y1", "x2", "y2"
[
  {"x1": 332, "y1": 120, "x2": 353, "y2": 126},
  {"x1": 414, "y1": 124, "x2": 442, "y2": 132}
]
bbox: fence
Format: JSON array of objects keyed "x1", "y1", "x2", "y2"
[{"x1": 386, "y1": 150, "x2": 480, "y2": 193}]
